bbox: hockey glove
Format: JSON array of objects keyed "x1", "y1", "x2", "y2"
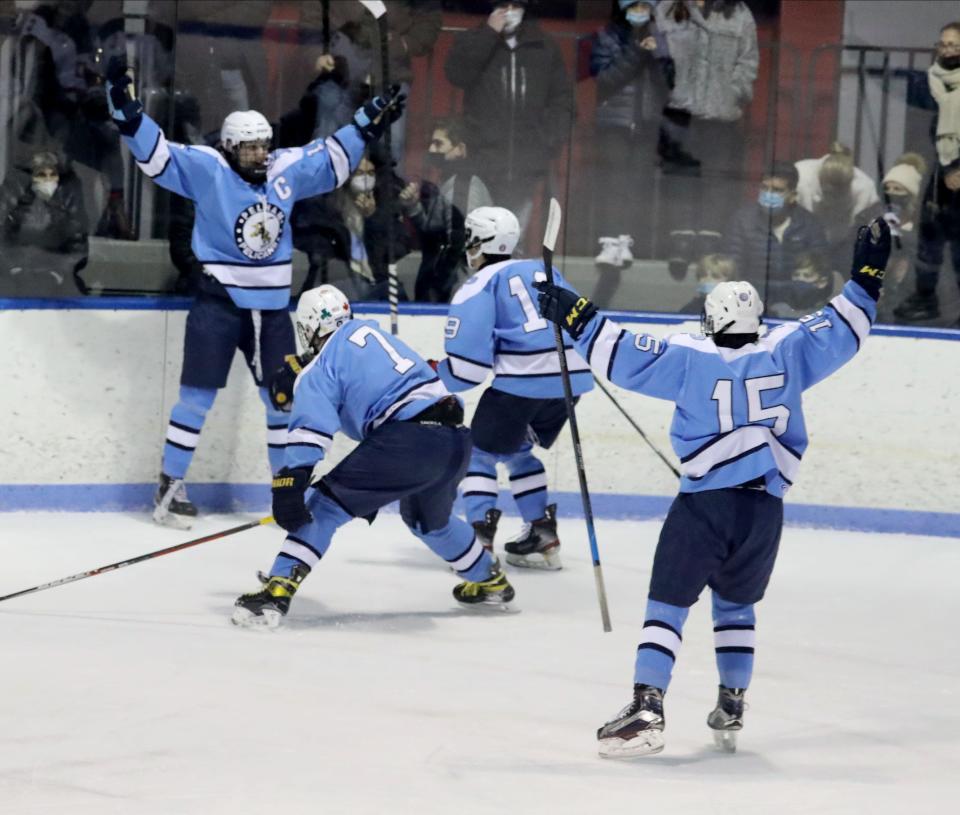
[
  {"x1": 534, "y1": 281, "x2": 598, "y2": 340},
  {"x1": 271, "y1": 466, "x2": 314, "y2": 532},
  {"x1": 105, "y1": 56, "x2": 143, "y2": 135},
  {"x1": 352, "y1": 85, "x2": 407, "y2": 142},
  {"x1": 850, "y1": 216, "x2": 891, "y2": 301},
  {"x1": 268, "y1": 353, "x2": 310, "y2": 412}
]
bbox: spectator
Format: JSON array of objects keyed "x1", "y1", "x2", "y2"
[
  {"x1": 0, "y1": 149, "x2": 88, "y2": 296},
  {"x1": 656, "y1": 0, "x2": 759, "y2": 270},
  {"x1": 795, "y1": 142, "x2": 880, "y2": 271},
  {"x1": 893, "y1": 21, "x2": 960, "y2": 325},
  {"x1": 766, "y1": 251, "x2": 842, "y2": 318},
  {"x1": 677, "y1": 252, "x2": 735, "y2": 313},
  {"x1": 444, "y1": 0, "x2": 573, "y2": 233},
  {"x1": 399, "y1": 118, "x2": 493, "y2": 302},
  {"x1": 725, "y1": 161, "x2": 828, "y2": 304},
  {"x1": 589, "y1": 0, "x2": 672, "y2": 308}
]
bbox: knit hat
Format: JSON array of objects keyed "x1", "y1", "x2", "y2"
[
  {"x1": 882, "y1": 161, "x2": 923, "y2": 198},
  {"x1": 620, "y1": 0, "x2": 657, "y2": 9}
]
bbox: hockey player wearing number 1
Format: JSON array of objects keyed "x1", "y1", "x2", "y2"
[
  {"x1": 435, "y1": 207, "x2": 594, "y2": 569},
  {"x1": 537, "y1": 217, "x2": 892, "y2": 758},
  {"x1": 104, "y1": 56, "x2": 405, "y2": 527},
  {"x1": 232, "y1": 285, "x2": 515, "y2": 628}
]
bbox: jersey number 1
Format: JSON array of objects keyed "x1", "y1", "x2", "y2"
[
  {"x1": 509, "y1": 273, "x2": 547, "y2": 333},
  {"x1": 348, "y1": 326, "x2": 414, "y2": 374}
]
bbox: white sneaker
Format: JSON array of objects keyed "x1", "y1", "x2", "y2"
[
  {"x1": 595, "y1": 237, "x2": 622, "y2": 267},
  {"x1": 617, "y1": 235, "x2": 635, "y2": 267}
]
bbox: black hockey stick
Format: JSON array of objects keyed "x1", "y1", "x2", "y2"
[
  {"x1": 0, "y1": 516, "x2": 274, "y2": 604},
  {"x1": 592, "y1": 376, "x2": 681, "y2": 479},
  {"x1": 359, "y1": 0, "x2": 400, "y2": 335},
  {"x1": 543, "y1": 198, "x2": 612, "y2": 632}
]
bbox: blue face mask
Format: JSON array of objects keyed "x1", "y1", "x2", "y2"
[
  {"x1": 697, "y1": 281, "x2": 717, "y2": 296},
  {"x1": 758, "y1": 189, "x2": 786, "y2": 211},
  {"x1": 626, "y1": 11, "x2": 651, "y2": 27}
]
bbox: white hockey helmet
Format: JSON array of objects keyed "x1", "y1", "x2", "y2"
[
  {"x1": 220, "y1": 110, "x2": 273, "y2": 150},
  {"x1": 296, "y1": 284, "x2": 352, "y2": 352},
  {"x1": 464, "y1": 206, "x2": 521, "y2": 265},
  {"x1": 702, "y1": 281, "x2": 764, "y2": 335}
]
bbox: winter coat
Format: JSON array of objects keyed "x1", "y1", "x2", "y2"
[
  {"x1": 0, "y1": 170, "x2": 87, "y2": 256},
  {"x1": 444, "y1": 20, "x2": 573, "y2": 179},
  {"x1": 655, "y1": 1, "x2": 758, "y2": 122},
  {"x1": 590, "y1": 21, "x2": 671, "y2": 134}
]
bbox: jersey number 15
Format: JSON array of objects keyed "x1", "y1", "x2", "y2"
[{"x1": 711, "y1": 375, "x2": 790, "y2": 436}]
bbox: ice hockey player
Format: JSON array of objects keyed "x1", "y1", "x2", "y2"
[
  {"x1": 433, "y1": 206, "x2": 593, "y2": 569},
  {"x1": 104, "y1": 57, "x2": 404, "y2": 527},
  {"x1": 232, "y1": 284, "x2": 516, "y2": 628},
  {"x1": 535, "y1": 217, "x2": 891, "y2": 757}
]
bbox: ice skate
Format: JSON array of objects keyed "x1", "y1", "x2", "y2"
[
  {"x1": 472, "y1": 508, "x2": 502, "y2": 553},
  {"x1": 504, "y1": 504, "x2": 561, "y2": 570},
  {"x1": 152, "y1": 474, "x2": 197, "y2": 529},
  {"x1": 597, "y1": 684, "x2": 665, "y2": 759},
  {"x1": 453, "y1": 559, "x2": 515, "y2": 609},
  {"x1": 707, "y1": 686, "x2": 746, "y2": 753},
  {"x1": 232, "y1": 567, "x2": 308, "y2": 629}
]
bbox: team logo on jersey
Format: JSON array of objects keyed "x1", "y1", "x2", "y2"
[{"x1": 234, "y1": 203, "x2": 285, "y2": 261}]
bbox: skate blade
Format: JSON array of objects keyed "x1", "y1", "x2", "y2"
[
  {"x1": 231, "y1": 606, "x2": 282, "y2": 630},
  {"x1": 152, "y1": 507, "x2": 193, "y2": 530},
  {"x1": 712, "y1": 729, "x2": 738, "y2": 753},
  {"x1": 505, "y1": 551, "x2": 562, "y2": 571},
  {"x1": 455, "y1": 600, "x2": 521, "y2": 615},
  {"x1": 598, "y1": 730, "x2": 665, "y2": 759}
]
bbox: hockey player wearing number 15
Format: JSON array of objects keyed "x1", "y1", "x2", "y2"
[
  {"x1": 537, "y1": 217, "x2": 892, "y2": 758},
  {"x1": 435, "y1": 207, "x2": 594, "y2": 569},
  {"x1": 232, "y1": 285, "x2": 516, "y2": 628}
]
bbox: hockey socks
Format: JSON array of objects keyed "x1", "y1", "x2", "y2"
[
  {"x1": 506, "y1": 447, "x2": 548, "y2": 522},
  {"x1": 162, "y1": 385, "x2": 216, "y2": 479},
  {"x1": 634, "y1": 599, "x2": 690, "y2": 692},
  {"x1": 269, "y1": 492, "x2": 351, "y2": 577},
  {"x1": 412, "y1": 517, "x2": 492, "y2": 583},
  {"x1": 462, "y1": 448, "x2": 499, "y2": 524},
  {"x1": 712, "y1": 594, "x2": 756, "y2": 690},
  {"x1": 258, "y1": 386, "x2": 288, "y2": 475}
]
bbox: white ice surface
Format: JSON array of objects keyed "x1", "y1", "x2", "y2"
[{"x1": 1, "y1": 513, "x2": 958, "y2": 814}]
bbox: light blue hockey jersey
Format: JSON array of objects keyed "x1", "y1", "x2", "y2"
[
  {"x1": 122, "y1": 113, "x2": 365, "y2": 310},
  {"x1": 285, "y1": 318, "x2": 454, "y2": 470},
  {"x1": 571, "y1": 281, "x2": 877, "y2": 496},
  {"x1": 437, "y1": 259, "x2": 594, "y2": 399}
]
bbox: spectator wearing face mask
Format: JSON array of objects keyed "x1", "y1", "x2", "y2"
[
  {"x1": 766, "y1": 251, "x2": 842, "y2": 319},
  {"x1": 724, "y1": 161, "x2": 828, "y2": 303},
  {"x1": 0, "y1": 150, "x2": 88, "y2": 296},
  {"x1": 444, "y1": 0, "x2": 573, "y2": 234},
  {"x1": 589, "y1": 0, "x2": 672, "y2": 308},
  {"x1": 893, "y1": 22, "x2": 960, "y2": 325},
  {"x1": 677, "y1": 252, "x2": 735, "y2": 313},
  {"x1": 398, "y1": 118, "x2": 493, "y2": 302}
]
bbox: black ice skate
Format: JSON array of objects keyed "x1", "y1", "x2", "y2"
[
  {"x1": 707, "y1": 686, "x2": 746, "y2": 753},
  {"x1": 597, "y1": 684, "x2": 666, "y2": 758},
  {"x1": 503, "y1": 504, "x2": 561, "y2": 570},
  {"x1": 153, "y1": 473, "x2": 198, "y2": 528},
  {"x1": 232, "y1": 567, "x2": 308, "y2": 629},
  {"x1": 472, "y1": 508, "x2": 502, "y2": 553},
  {"x1": 453, "y1": 559, "x2": 515, "y2": 609}
]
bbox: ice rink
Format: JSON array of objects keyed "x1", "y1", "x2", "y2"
[{"x1": 1, "y1": 510, "x2": 958, "y2": 814}]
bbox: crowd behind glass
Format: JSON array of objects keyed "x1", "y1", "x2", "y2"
[{"x1": 1, "y1": 0, "x2": 958, "y2": 327}]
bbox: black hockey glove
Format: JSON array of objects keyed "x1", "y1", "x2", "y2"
[
  {"x1": 850, "y1": 216, "x2": 891, "y2": 302},
  {"x1": 352, "y1": 85, "x2": 406, "y2": 142},
  {"x1": 105, "y1": 56, "x2": 143, "y2": 135},
  {"x1": 268, "y1": 353, "x2": 311, "y2": 412},
  {"x1": 271, "y1": 466, "x2": 314, "y2": 532},
  {"x1": 534, "y1": 281, "x2": 598, "y2": 340}
]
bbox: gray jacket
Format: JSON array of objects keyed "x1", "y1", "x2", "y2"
[{"x1": 655, "y1": 1, "x2": 758, "y2": 122}]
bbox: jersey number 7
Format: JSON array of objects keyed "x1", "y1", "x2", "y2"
[{"x1": 348, "y1": 326, "x2": 414, "y2": 374}]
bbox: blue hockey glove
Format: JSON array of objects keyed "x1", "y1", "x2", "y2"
[
  {"x1": 105, "y1": 56, "x2": 143, "y2": 135},
  {"x1": 268, "y1": 353, "x2": 310, "y2": 412},
  {"x1": 271, "y1": 466, "x2": 314, "y2": 532},
  {"x1": 850, "y1": 216, "x2": 891, "y2": 301},
  {"x1": 534, "y1": 281, "x2": 598, "y2": 340},
  {"x1": 352, "y1": 85, "x2": 406, "y2": 142}
]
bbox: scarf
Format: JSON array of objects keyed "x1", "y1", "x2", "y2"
[{"x1": 928, "y1": 62, "x2": 960, "y2": 167}]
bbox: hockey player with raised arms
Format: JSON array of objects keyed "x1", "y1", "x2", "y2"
[
  {"x1": 104, "y1": 57, "x2": 404, "y2": 526},
  {"x1": 536, "y1": 217, "x2": 891, "y2": 757},
  {"x1": 434, "y1": 206, "x2": 593, "y2": 569},
  {"x1": 232, "y1": 284, "x2": 516, "y2": 628}
]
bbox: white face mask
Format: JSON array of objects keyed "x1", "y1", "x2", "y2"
[
  {"x1": 503, "y1": 8, "x2": 524, "y2": 33},
  {"x1": 32, "y1": 178, "x2": 58, "y2": 199},
  {"x1": 350, "y1": 174, "x2": 375, "y2": 194}
]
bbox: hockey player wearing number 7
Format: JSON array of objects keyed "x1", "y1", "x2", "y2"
[
  {"x1": 232, "y1": 284, "x2": 516, "y2": 628},
  {"x1": 104, "y1": 56, "x2": 405, "y2": 527},
  {"x1": 536, "y1": 217, "x2": 892, "y2": 758}
]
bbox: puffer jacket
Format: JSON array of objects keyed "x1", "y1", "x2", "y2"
[{"x1": 655, "y1": 0, "x2": 758, "y2": 122}]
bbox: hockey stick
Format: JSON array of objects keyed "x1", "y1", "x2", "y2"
[
  {"x1": 592, "y1": 376, "x2": 681, "y2": 479},
  {"x1": 0, "y1": 516, "x2": 274, "y2": 604},
  {"x1": 359, "y1": 0, "x2": 400, "y2": 335},
  {"x1": 543, "y1": 198, "x2": 612, "y2": 632}
]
